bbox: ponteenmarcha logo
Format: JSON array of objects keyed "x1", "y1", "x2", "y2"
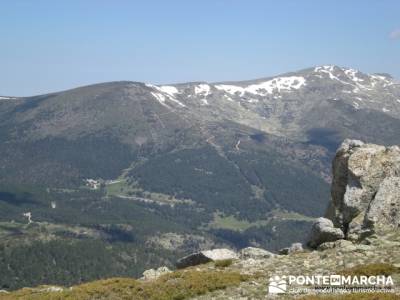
[{"x1": 268, "y1": 274, "x2": 394, "y2": 295}]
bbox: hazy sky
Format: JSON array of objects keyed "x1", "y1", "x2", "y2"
[{"x1": 1, "y1": 0, "x2": 399, "y2": 96}]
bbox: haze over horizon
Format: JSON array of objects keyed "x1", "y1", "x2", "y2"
[{"x1": 1, "y1": 0, "x2": 399, "y2": 96}]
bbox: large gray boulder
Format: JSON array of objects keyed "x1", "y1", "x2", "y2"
[
  {"x1": 176, "y1": 248, "x2": 238, "y2": 269},
  {"x1": 308, "y1": 217, "x2": 344, "y2": 248},
  {"x1": 324, "y1": 140, "x2": 400, "y2": 240}
]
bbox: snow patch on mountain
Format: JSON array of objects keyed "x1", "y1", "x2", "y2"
[
  {"x1": 194, "y1": 84, "x2": 211, "y2": 96},
  {"x1": 223, "y1": 94, "x2": 233, "y2": 102},
  {"x1": 215, "y1": 76, "x2": 306, "y2": 96},
  {"x1": 146, "y1": 84, "x2": 186, "y2": 107},
  {"x1": 370, "y1": 75, "x2": 392, "y2": 88},
  {"x1": 150, "y1": 92, "x2": 167, "y2": 106},
  {"x1": 158, "y1": 85, "x2": 180, "y2": 97},
  {"x1": 314, "y1": 65, "x2": 393, "y2": 91},
  {"x1": 314, "y1": 66, "x2": 338, "y2": 78},
  {"x1": 314, "y1": 66, "x2": 352, "y2": 86},
  {"x1": 194, "y1": 84, "x2": 211, "y2": 105},
  {"x1": 0, "y1": 96, "x2": 15, "y2": 100},
  {"x1": 214, "y1": 84, "x2": 244, "y2": 95},
  {"x1": 344, "y1": 69, "x2": 365, "y2": 83},
  {"x1": 247, "y1": 76, "x2": 306, "y2": 95},
  {"x1": 200, "y1": 99, "x2": 209, "y2": 105}
]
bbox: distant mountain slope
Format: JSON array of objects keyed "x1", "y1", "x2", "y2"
[{"x1": 0, "y1": 65, "x2": 399, "y2": 289}]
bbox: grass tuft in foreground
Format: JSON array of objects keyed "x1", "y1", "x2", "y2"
[
  {"x1": 214, "y1": 259, "x2": 234, "y2": 268},
  {"x1": 1, "y1": 269, "x2": 250, "y2": 300}
]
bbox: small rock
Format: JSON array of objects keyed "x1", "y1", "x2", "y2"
[
  {"x1": 279, "y1": 243, "x2": 304, "y2": 255},
  {"x1": 338, "y1": 139, "x2": 365, "y2": 153},
  {"x1": 317, "y1": 242, "x2": 335, "y2": 251},
  {"x1": 239, "y1": 247, "x2": 275, "y2": 260},
  {"x1": 39, "y1": 286, "x2": 63, "y2": 292},
  {"x1": 308, "y1": 217, "x2": 344, "y2": 248},
  {"x1": 318, "y1": 239, "x2": 355, "y2": 251},
  {"x1": 346, "y1": 263, "x2": 356, "y2": 269},
  {"x1": 289, "y1": 243, "x2": 304, "y2": 253},
  {"x1": 141, "y1": 266, "x2": 171, "y2": 280},
  {"x1": 354, "y1": 244, "x2": 373, "y2": 252},
  {"x1": 176, "y1": 248, "x2": 238, "y2": 269}
]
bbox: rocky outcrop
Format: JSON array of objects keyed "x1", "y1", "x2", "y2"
[
  {"x1": 308, "y1": 217, "x2": 344, "y2": 248},
  {"x1": 239, "y1": 247, "x2": 275, "y2": 259},
  {"x1": 176, "y1": 248, "x2": 238, "y2": 269},
  {"x1": 314, "y1": 139, "x2": 400, "y2": 246}
]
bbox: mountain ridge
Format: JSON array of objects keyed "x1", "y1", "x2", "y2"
[{"x1": 1, "y1": 64, "x2": 398, "y2": 98}]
